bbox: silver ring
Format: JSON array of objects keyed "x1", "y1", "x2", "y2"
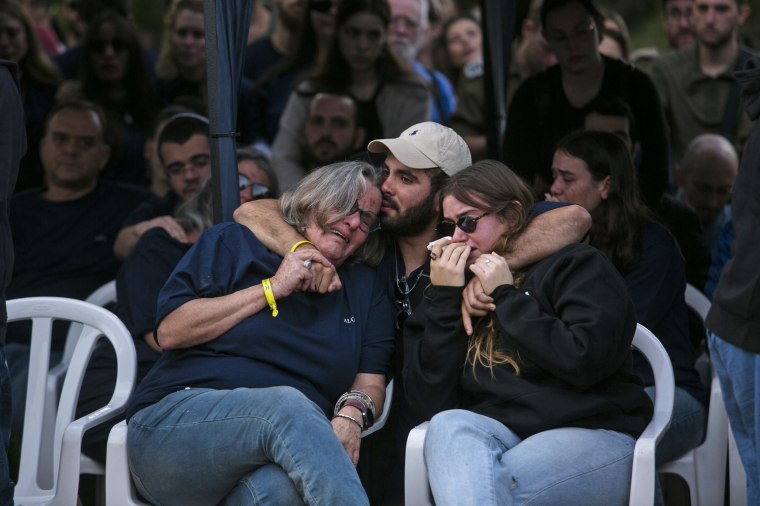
[{"x1": 303, "y1": 260, "x2": 312, "y2": 269}]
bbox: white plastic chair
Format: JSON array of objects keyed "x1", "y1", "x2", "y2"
[
  {"x1": 41, "y1": 281, "x2": 118, "y2": 483},
  {"x1": 657, "y1": 284, "x2": 729, "y2": 506},
  {"x1": 8, "y1": 297, "x2": 136, "y2": 506},
  {"x1": 404, "y1": 323, "x2": 675, "y2": 506},
  {"x1": 105, "y1": 379, "x2": 395, "y2": 505}
]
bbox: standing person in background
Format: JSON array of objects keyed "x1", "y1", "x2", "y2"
[
  {"x1": 243, "y1": 0, "x2": 304, "y2": 84},
  {"x1": 0, "y1": 58, "x2": 26, "y2": 506},
  {"x1": 631, "y1": 0, "x2": 695, "y2": 70},
  {"x1": 0, "y1": 1, "x2": 61, "y2": 192},
  {"x1": 272, "y1": 0, "x2": 429, "y2": 190},
  {"x1": 503, "y1": 0, "x2": 669, "y2": 206},
  {"x1": 388, "y1": 0, "x2": 456, "y2": 124},
  {"x1": 706, "y1": 55, "x2": 760, "y2": 506},
  {"x1": 649, "y1": 0, "x2": 754, "y2": 164}
]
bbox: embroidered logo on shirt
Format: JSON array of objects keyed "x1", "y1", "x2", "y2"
[{"x1": 344, "y1": 316, "x2": 356, "y2": 324}]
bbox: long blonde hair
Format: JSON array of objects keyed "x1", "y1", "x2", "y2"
[{"x1": 440, "y1": 160, "x2": 534, "y2": 376}]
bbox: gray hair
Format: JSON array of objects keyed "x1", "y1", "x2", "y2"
[{"x1": 280, "y1": 160, "x2": 384, "y2": 266}]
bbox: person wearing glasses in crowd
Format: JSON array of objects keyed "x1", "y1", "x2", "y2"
[
  {"x1": 113, "y1": 112, "x2": 211, "y2": 260},
  {"x1": 125, "y1": 160, "x2": 393, "y2": 505},
  {"x1": 503, "y1": 0, "x2": 669, "y2": 208},
  {"x1": 404, "y1": 159, "x2": 653, "y2": 505},
  {"x1": 77, "y1": 147, "x2": 278, "y2": 465},
  {"x1": 233, "y1": 121, "x2": 591, "y2": 502}
]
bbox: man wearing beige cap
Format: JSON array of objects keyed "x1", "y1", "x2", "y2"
[{"x1": 233, "y1": 121, "x2": 590, "y2": 501}]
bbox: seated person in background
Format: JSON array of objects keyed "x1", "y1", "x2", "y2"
[
  {"x1": 77, "y1": 148, "x2": 279, "y2": 463},
  {"x1": 237, "y1": 145, "x2": 280, "y2": 203},
  {"x1": 6, "y1": 99, "x2": 155, "y2": 435},
  {"x1": 272, "y1": 0, "x2": 429, "y2": 191},
  {"x1": 404, "y1": 160, "x2": 653, "y2": 505},
  {"x1": 582, "y1": 96, "x2": 711, "y2": 290},
  {"x1": 125, "y1": 161, "x2": 394, "y2": 505},
  {"x1": 301, "y1": 90, "x2": 367, "y2": 173},
  {"x1": 113, "y1": 112, "x2": 211, "y2": 259},
  {"x1": 548, "y1": 131, "x2": 708, "y2": 466},
  {"x1": 676, "y1": 133, "x2": 737, "y2": 258}
]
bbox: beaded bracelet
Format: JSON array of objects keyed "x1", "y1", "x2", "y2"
[
  {"x1": 334, "y1": 390, "x2": 376, "y2": 420},
  {"x1": 334, "y1": 413, "x2": 363, "y2": 432}
]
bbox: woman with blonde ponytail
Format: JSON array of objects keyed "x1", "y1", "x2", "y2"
[{"x1": 403, "y1": 159, "x2": 653, "y2": 505}]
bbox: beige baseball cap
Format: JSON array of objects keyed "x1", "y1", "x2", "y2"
[{"x1": 367, "y1": 122, "x2": 472, "y2": 176}]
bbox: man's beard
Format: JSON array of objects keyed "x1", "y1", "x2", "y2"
[{"x1": 381, "y1": 190, "x2": 437, "y2": 237}]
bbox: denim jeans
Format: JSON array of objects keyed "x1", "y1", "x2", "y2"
[
  {"x1": 0, "y1": 348, "x2": 13, "y2": 506},
  {"x1": 424, "y1": 409, "x2": 635, "y2": 506},
  {"x1": 127, "y1": 386, "x2": 368, "y2": 506},
  {"x1": 708, "y1": 331, "x2": 760, "y2": 505},
  {"x1": 644, "y1": 385, "x2": 707, "y2": 464}
]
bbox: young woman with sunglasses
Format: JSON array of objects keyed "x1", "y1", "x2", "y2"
[
  {"x1": 62, "y1": 10, "x2": 160, "y2": 186},
  {"x1": 404, "y1": 159, "x2": 653, "y2": 505}
]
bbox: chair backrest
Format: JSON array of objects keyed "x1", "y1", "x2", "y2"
[
  {"x1": 7, "y1": 296, "x2": 136, "y2": 506},
  {"x1": 363, "y1": 379, "x2": 394, "y2": 437},
  {"x1": 629, "y1": 323, "x2": 676, "y2": 506},
  {"x1": 62, "y1": 280, "x2": 118, "y2": 365},
  {"x1": 684, "y1": 283, "x2": 710, "y2": 323}
]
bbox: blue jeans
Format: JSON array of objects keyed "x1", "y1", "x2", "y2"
[
  {"x1": 708, "y1": 331, "x2": 760, "y2": 505},
  {"x1": 644, "y1": 386, "x2": 706, "y2": 464},
  {"x1": 128, "y1": 386, "x2": 369, "y2": 506},
  {"x1": 424, "y1": 410, "x2": 635, "y2": 506},
  {"x1": 0, "y1": 348, "x2": 13, "y2": 506}
]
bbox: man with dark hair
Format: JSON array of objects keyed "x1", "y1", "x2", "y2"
[
  {"x1": 1, "y1": 58, "x2": 26, "y2": 506},
  {"x1": 5, "y1": 99, "x2": 154, "y2": 434},
  {"x1": 650, "y1": 0, "x2": 754, "y2": 163},
  {"x1": 113, "y1": 113, "x2": 211, "y2": 259},
  {"x1": 304, "y1": 92, "x2": 366, "y2": 170}
]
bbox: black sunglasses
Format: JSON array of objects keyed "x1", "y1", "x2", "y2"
[
  {"x1": 238, "y1": 175, "x2": 275, "y2": 200},
  {"x1": 436, "y1": 213, "x2": 488, "y2": 237},
  {"x1": 311, "y1": 0, "x2": 337, "y2": 13}
]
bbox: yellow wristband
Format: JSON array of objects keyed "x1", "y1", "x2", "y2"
[
  {"x1": 290, "y1": 240, "x2": 314, "y2": 253},
  {"x1": 261, "y1": 278, "x2": 278, "y2": 317}
]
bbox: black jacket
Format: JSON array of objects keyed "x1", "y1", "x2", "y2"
[{"x1": 403, "y1": 243, "x2": 653, "y2": 439}]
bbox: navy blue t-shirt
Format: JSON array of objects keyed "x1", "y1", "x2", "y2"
[{"x1": 127, "y1": 223, "x2": 395, "y2": 419}]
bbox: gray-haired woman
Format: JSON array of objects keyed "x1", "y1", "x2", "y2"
[{"x1": 125, "y1": 160, "x2": 393, "y2": 505}]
